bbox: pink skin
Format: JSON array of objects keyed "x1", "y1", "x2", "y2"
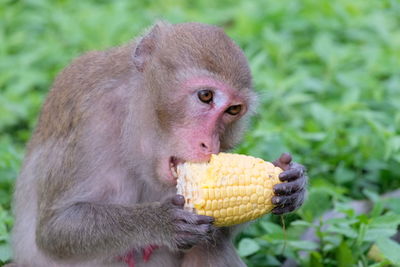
[
  {"x1": 163, "y1": 76, "x2": 248, "y2": 184},
  {"x1": 142, "y1": 245, "x2": 159, "y2": 262},
  {"x1": 118, "y1": 245, "x2": 159, "y2": 266}
]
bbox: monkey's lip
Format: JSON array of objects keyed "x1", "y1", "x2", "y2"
[{"x1": 169, "y1": 156, "x2": 184, "y2": 180}]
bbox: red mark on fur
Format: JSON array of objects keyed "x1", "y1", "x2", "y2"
[
  {"x1": 126, "y1": 253, "x2": 135, "y2": 267},
  {"x1": 142, "y1": 245, "x2": 159, "y2": 262},
  {"x1": 117, "y1": 250, "x2": 135, "y2": 267}
]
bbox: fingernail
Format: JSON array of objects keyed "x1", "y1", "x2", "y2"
[
  {"x1": 198, "y1": 215, "x2": 214, "y2": 223},
  {"x1": 173, "y1": 195, "x2": 185, "y2": 206}
]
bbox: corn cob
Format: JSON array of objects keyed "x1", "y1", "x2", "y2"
[{"x1": 176, "y1": 153, "x2": 283, "y2": 227}]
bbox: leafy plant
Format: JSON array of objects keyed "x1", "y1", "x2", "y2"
[{"x1": 1, "y1": 0, "x2": 399, "y2": 265}]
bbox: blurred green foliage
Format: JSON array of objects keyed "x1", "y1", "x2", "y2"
[{"x1": 1, "y1": 0, "x2": 400, "y2": 266}]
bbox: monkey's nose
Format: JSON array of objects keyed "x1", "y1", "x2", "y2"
[
  {"x1": 199, "y1": 140, "x2": 220, "y2": 155},
  {"x1": 200, "y1": 142, "x2": 209, "y2": 152}
]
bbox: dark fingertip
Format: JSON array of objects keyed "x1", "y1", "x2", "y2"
[
  {"x1": 279, "y1": 169, "x2": 299, "y2": 182},
  {"x1": 172, "y1": 195, "x2": 185, "y2": 207},
  {"x1": 197, "y1": 215, "x2": 214, "y2": 224},
  {"x1": 280, "y1": 153, "x2": 292, "y2": 164},
  {"x1": 272, "y1": 204, "x2": 296, "y2": 215},
  {"x1": 273, "y1": 183, "x2": 286, "y2": 195},
  {"x1": 273, "y1": 184, "x2": 278, "y2": 194},
  {"x1": 272, "y1": 196, "x2": 280, "y2": 205},
  {"x1": 271, "y1": 207, "x2": 284, "y2": 215},
  {"x1": 288, "y1": 205, "x2": 296, "y2": 212}
]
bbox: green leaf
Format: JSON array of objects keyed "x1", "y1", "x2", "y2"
[
  {"x1": 385, "y1": 198, "x2": 400, "y2": 213},
  {"x1": 298, "y1": 188, "x2": 332, "y2": 222},
  {"x1": 287, "y1": 240, "x2": 319, "y2": 251},
  {"x1": 309, "y1": 251, "x2": 324, "y2": 267},
  {"x1": 336, "y1": 241, "x2": 355, "y2": 267},
  {"x1": 368, "y1": 261, "x2": 393, "y2": 267},
  {"x1": 259, "y1": 221, "x2": 284, "y2": 235},
  {"x1": 376, "y1": 238, "x2": 400, "y2": 264},
  {"x1": 237, "y1": 238, "x2": 261, "y2": 257},
  {"x1": 370, "y1": 214, "x2": 400, "y2": 228},
  {"x1": 290, "y1": 220, "x2": 312, "y2": 227},
  {"x1": 327, "y1": 225, "x2": 358, "y2": 239},
  {"x1": 364, "y1": 228, "x2": 397, "y2": 242},
  {"x1": 0, "y1": 244, "x2": 11, "y2": 262},
  {"x1": 354, "y1": 222, "x2": 367, "y2": 247}
]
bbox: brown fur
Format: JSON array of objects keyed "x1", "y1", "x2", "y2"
[{"x1": 12, "y1": 22, "x2": 253, "y2": 266}]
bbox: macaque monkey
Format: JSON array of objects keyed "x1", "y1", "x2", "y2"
[{"x1": 11, "y1": 22, "x2": 307, "y2": 267}]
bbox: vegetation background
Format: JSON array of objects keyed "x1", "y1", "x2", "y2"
[{"x1": 1, "y1": 0, "x2": 399, "y2": 266}]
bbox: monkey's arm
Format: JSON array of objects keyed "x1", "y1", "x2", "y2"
[
  {"x1": 272, "y1": 153, "x2": 308, "y2": 214},
  {"x1": 36, "y1": 195, "x2": 213, "y2": 261}
]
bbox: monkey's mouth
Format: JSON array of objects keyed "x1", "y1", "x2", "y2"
[{"x1": 169, "y1": 156, "x2": 183, "y2": 179}]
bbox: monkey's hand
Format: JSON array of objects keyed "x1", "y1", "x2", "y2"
[
  {"x1": 162, "y1": 195, "x2": 214, "y2": 251},
  {"x1": 271, "y1": 153, "x2": 307, "y2": 215}
]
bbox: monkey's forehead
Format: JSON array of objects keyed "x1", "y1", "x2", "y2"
[
  {"x1": 175, "y1": 66, "x2": 252, "y2": 91},
  {"x1": 177, "y1": 68, "x2": 249, "y2": 90},
  {"x1": 155, "y1": 28, "x2": 252, "y2": 87},
  {"x1": 183, "y1": 76, "x2": 235, "y2": 91}
]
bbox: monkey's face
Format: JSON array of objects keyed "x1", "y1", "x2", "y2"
[
  {"x1": 155, "y1": 75, "x2": 252, "y2": 185},
  {"x1": 139, "y1": 23, "x2": 255, "y2": 185}
]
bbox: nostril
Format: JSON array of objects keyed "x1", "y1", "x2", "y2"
[{"x1": 200, "y1": 143, "x2": 208, "y2": 150}]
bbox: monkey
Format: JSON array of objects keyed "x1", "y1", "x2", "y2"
[{"x1": 10, "y1": 22, "x2": 307, "y2": 267}]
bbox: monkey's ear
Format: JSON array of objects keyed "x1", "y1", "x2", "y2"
[{"x1": 133, "y1": 25, "x2": 160, "y2": 72}]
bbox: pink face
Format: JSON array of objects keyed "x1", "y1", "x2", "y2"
[{"x1": 163, "y1": 76, "x2": 249, "y2": 184}]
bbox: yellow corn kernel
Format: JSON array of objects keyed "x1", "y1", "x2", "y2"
[
  {"x1": 220, "y1": 209, "x2": 227, "y2": 218},
  {"x1": 227, "y1": 207, "x2": 233, "y2": 216},
  {"x1": 176, "y1": 153, "x2": 283, "y2": 226}
]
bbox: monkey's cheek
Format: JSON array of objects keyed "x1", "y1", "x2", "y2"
[
  {"x1": 162, "y1": 170, "x2": 178, "y2": 185},
  {"x1": 156, "y1": 161, "x2": 178, "y2": 186}
]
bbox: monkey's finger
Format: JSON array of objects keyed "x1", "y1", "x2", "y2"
[
  {"x1": 271, "y1": 204, "x2": 297, "y2": 215},
  {"x1": 171, "y1": 194, "x2": 185, "y2": 208},
  {"x1": 272, "y1": 189, "x2": 304, "y2": 206},
  {"x1": 176, "y1": 222, "x2": 212, "y2": 235},
  {"x1": 279, "y1": 153, "x2": 292, "y2": 165},
  {"x1": 273, "y1": 177, "x2": 306, "y2": 195},
  {"x1": 195, "y1": 215, "x2": 215, "y2": 224},
  {"x1": 273, "y1": 153, "x2": 292, "y2": 170},
  {"x1": 278, "y1": 163, "x2": 306, "y2": 182},
  {"x1": 174, "y1": 209, "x2": 214, "y2": 225},
  {"x1": 272, "y1": 190, "x2": 305, "y2": 215},
  {"x1": 278, "y1": 168, "x2": 300, "y2": 182}
]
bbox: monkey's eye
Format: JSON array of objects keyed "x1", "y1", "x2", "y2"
[
  {"x1": 198, "y1": 90, "x2": 213, "y2": 104},
  {"x1": 226, "y1": 105, "x2": 242, "y2": 115}
]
